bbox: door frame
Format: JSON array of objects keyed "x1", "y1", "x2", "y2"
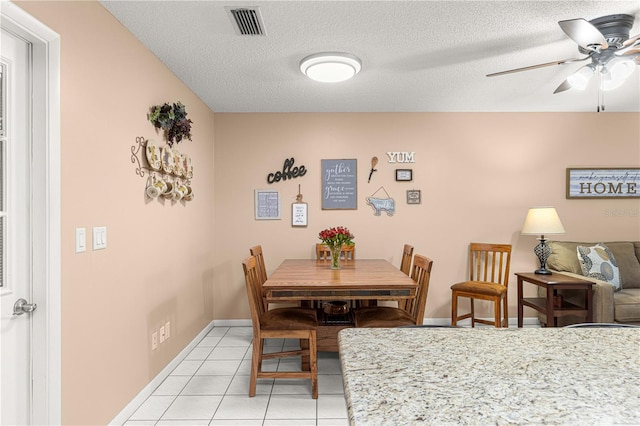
[{"x1": 2, "y1": 2, "x2": 61, "y2": 424}]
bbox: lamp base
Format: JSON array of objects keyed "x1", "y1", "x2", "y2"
[{"x1": 534, "y1": 268, "x2": 552, "y2": 275}]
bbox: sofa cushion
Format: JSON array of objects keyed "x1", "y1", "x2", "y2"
[
  {"x1": 577, "y1": 243, "x2": 621, "y2": 291},
  {"x1": 548, "y1": 241, "x2": 640, "y2": 289},
  {"x1": 607, "y1": 242, "x2": 640, "y2": 289},
  {"x1": 613, "y1": 288, "x2": 640, "y2": 323},
  {"x1": 547, "y1": 241, "x2": 583, "y2": 274}
]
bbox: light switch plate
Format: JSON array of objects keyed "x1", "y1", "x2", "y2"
[
  {"x1": 93, "y1": 226, "x2": 107, "y2": 250},
  {"x1": 75, "y1": 228, "x2": 86, "y2": 253}
]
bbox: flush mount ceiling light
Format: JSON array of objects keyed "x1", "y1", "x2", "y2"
[{"x1": 299, "y1": 52, "x2": 362, "y2": 83}]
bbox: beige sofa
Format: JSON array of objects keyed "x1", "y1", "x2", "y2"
[{"x1": 545, "y1": 241, "x2": 640, "y2": 325}]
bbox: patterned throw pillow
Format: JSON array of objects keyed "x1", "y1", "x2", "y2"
[{"x1": 577, "y1": 243, "x2": 621, "y2": 291}]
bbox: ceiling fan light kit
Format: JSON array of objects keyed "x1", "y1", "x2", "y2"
[
  {"x1": 488, "y1": 13, "x2": 639, "y2": 110},
  {"x1": 601, "y1": 58, "x2": 636, "y2": 90},
  {"x1": 567, "y1": 65, "x2": 595, "y2": 90},
  {"x1": 300, "y1": 52, "x2": 362, "y2": 83}
]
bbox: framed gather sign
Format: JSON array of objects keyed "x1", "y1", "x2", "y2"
[
  {"x1": 566, "y1": 168, "x2": 640, "y2": 199},
  {"x1": 321, "y1": 159, "x2": 357, "y2": 209}
]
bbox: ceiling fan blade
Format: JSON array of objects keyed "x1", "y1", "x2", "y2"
[
  {"x1": 623, "y1": 34, "x2": 640, "y2": 47},
  {"x1": 559, "y1": 18, "x2": 609, "y2": 50},
  {"x1": 616, "y1": 43, "x2": 640, "y2": 56},
  {"x1": 553, "y1": 79, "x2": 572, "y2": 94},
  {"x1": 486, "y1": 57, "x2": 584, "y2": 77}
]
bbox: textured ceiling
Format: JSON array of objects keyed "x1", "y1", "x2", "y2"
[{"x1": 100, "y1": 0, "x2": 640, "y2": 112}]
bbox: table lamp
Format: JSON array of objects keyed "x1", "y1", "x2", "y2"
[{"x1": 521, "y1": 207, "x2": 565, "y2": 275}]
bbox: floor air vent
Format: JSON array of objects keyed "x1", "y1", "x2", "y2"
[{"x1": 226, "y1": 7, "x2": 266, "y2": 36}]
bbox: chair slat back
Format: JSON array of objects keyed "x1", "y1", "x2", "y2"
[
  {"x1": 249, "y1": 245, "x2": 268, "y2": 285},
  {"x1": 405, "y1": 254, "x2": 434, "y2": 325},
  {"x1": 316, "y1": 243, "x2": 355, "y2": 261},
  {"x1": 468, "y1": 243, "x2": 511, "y2": 286},
  {"x1": 243, "y1": 256, "x2": 266, "y2": 330},
  {"x1": 249, "y1": 245, "x2": 269, "y2": 310},
  {"x1": 400, "y1": 244, "x2": 414, "y2": 276}
]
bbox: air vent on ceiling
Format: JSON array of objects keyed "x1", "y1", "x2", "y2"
[{"x1": 225, "y1": 6, "x2": 266, "y2": 36}]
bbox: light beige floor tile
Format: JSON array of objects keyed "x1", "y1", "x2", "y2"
[
  {"x1": 195, "y1": 360, "x2": 241, "y2": 375},
  {"x1": 171, "y1": 360, "x2": 204, "y2": 376},
  {"x1": 265, "y1": 394, "x2": 317, "y2": 420},
  {"x1": 181, "y1": 375, "x2": 233, "y2": 395},
  {"x1": 318, "y1": 394, "x2": 348, "y2": 419},
  {"x1": 225, "y1": 374, "x2": 273, "y2": 396},
  {"x1": 161, "y1": 395, "x2": 222, "y2": 420},
  {"x1": 319, "y1": 374, "x2": 345, "y2": 395},
  {"x1": 213, "y1": 395, "x2": 270, "y2": 420},
  {"x1": 153, "y1": 376, "x2": 191, "y2": 396},
  {"x1": 206, "y1": 346, "x2": 248, "y2": 360},
  {"x1": 128, "y1": 396, "x2": 175, "y2": 421}
]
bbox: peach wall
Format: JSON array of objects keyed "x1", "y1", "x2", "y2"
[
  {"x1": 214, "y1": 112, "x2": 640, "y2": 321},
  {"x1": 16, "y1": 2, "x2": 215, "y2": 425}
]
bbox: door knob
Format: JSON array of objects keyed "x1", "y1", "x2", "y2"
[{"x1": 13, "y1": 298, "x2": 37, "y2": 316}]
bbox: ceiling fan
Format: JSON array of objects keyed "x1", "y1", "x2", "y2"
[{"x1": 487, "y1": 14, "x2": 639, "y2": 109}]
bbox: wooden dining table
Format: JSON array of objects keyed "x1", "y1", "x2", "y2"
[{"x1": 263, "y1": 259, "x2": 417, "y2": 352}]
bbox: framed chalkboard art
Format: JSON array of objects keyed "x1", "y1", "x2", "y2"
[
  {"x1": 254, "y1": 189, "x2": 281, "y2": 220},
  {"x1": 321, "y1": 159, "x2": 357, "y2": 210}
]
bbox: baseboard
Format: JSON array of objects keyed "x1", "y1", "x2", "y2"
[
  {"x1": 108, "y1": 320, "x2": 216, "y2": 425},
  {"x1": 212, "y1": 318, "x2": 252, "y2": 327}
]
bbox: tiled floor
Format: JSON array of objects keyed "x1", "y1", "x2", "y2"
[{"x1": 123, "y1": 326, "x2": 349, "y2": 426}]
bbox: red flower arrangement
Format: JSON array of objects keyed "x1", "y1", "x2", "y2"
[{"x1": 318, "y1": 226, "x2": 355, "y2": 248}]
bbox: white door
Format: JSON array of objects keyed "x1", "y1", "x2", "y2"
[
  {"x1": 1, "y1": 4, "x2": 61, "y2": 424},
  {"x1": 0, "y1": 26, "x2": 34, "y2": 425}
]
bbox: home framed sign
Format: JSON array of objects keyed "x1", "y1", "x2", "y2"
[{"x1": 566, "y1": 168, "x2": 640, "y2": 199}]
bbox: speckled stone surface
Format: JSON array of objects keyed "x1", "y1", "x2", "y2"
[{"x1": 338, "y1": 327, "x2": 640, "y2": 425}]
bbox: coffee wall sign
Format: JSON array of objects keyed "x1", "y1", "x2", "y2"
[
  {"x1": 566, "y1": 168, "x2": 640, "y2": 199},
  {"x1": 267, "y1": 157, "x2": 307, "y2": 184}
]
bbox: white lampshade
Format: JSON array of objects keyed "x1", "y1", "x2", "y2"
[
  {"x1": 601, "y1": 58, "x2": 636, "y2": 91},
  {"x1": 566, "y1": 65, "x2": 595, "y2": 90},
  {"x1": 521, "y1": 207, "x2": 566, "y2": 235},
  {"x1": 300, "y1": 52, "x2": 362, "y2": 83}
]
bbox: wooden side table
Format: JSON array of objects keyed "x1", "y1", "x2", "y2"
[{"x1": 516, "y1": 272, "x2": 594, "y2": 328}]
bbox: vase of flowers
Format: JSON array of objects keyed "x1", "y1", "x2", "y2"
[{"x1": 319, "y1": 226, "x2": 355, "y2": 270}]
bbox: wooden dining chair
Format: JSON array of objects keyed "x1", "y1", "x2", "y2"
[
  {"x1": 316, "y1": 243, "x2": 355, "y2": 261},
  {"x1": 400, "y1": 244, "x2": 414, "y2": 276},
  {"x1": 249, "y1": 245, "x2": 268, "y2": 285},
  {"x1": 451, "y1": 243, "x2": 512, "y2": 328},
  {"x1": 243, "y1": 256, "x2": 318, "y2": 398},
  {"x1": 249, "y1": 245, "x2": 269, "y2": 310},
  {"x1": 353, "y1": 254, "x2": 434, "y2": 327}
]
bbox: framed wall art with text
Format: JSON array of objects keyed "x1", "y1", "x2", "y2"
[{"x1": 566, "y1": 168, "x2": 640, "y2": 199}]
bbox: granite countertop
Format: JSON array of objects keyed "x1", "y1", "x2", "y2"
[{"x1": 338, "y1": 327, "x2": 640, "y2": 425}]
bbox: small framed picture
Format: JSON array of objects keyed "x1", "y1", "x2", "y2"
[
  {"x1": 407, "y1": 190, "x2": 421, "y2": 204},
  {"x1": 395, "y1": 169, "x2": 413, "y2": 182},
  {"x1": 291, "y1": 202, "x2": 308, "y2": 227},
  {"x1": 254, "y1": 189, "x2": 281, "y2": 220}
]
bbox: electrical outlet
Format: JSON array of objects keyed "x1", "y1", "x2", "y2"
[
  {"x1": 165, "y1": 321, "x2": 171, "y2": 339},
  {"x1": 151, "y1": 332, "x2": 158, "y2": 350},
  {"x1": 159, "y1": 326, "x2": 166, "y2": 343}
]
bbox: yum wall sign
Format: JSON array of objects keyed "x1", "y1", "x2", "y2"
[{"x1": 387, "y1": 152, "x2": 415, "y2": 163}]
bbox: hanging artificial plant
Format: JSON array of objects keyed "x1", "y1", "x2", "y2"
[{"x1": 148, "y1": 101, "x2": 193, "y2": 146}]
